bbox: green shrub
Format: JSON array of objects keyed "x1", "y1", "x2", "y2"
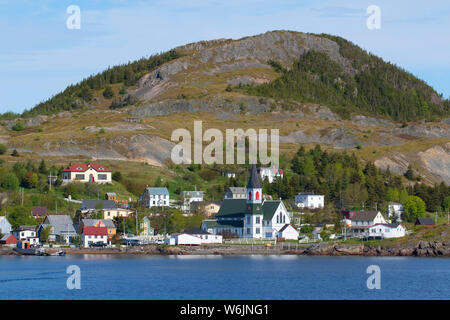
[
  {"x1": 11, "y1": 122, "x2": 24, "y2": 131},
  {"x1": 0, "y1": 144, "x2": 7, "y2": 155}
]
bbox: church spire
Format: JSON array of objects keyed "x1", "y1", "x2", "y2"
[{"x1": 247, "y1": 164, "x2": 261, "y2": 189}]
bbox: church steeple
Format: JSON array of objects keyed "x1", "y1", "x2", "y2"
[{"x1": 247, "y1": 164, "x2": 262, "y2": 205}]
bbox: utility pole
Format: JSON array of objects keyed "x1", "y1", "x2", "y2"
[
  {"x1": 48, "y1": 171, "x2": 56, "y2": 191},
  {"x1": 136, "y1": 208, "x2": 138, "y2": 236},
  {"x1": 21, "y1": 188, "x2": 24, "y2": 206}
]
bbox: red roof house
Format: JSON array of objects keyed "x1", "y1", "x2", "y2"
[
  {"x1": 0, "y1": 234, "x2": 18, "y2": 245},
  {"x1": 62, "y1": 163, "x2": 112, "y2": 184},
  {"x1": 83, "y1": 226, "x2": 108, "y2": 236}
]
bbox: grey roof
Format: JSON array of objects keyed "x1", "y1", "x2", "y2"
[
  {"x1": 227, "y1": 187, "x2": 246, "y2": 194},
  {"x1": 1, "y1": 234, "x2": 15, "y2": 241},
  {"x1": 352, "y1": 211, "x2": 379, "y2": 221},
  {"x1": 184, "y1": 227, "x2": 210, "y2": 235},
  {"x1": 181, "y1": 191, "x2": 204, "y2": 198},
  {"x1": 43, "y1": 215, "x2": 76, "y2": 235},
  {"x1": 415, "y1": 218, "x2": 435, "y2": 225},
  {"x1": 18, "y1": 226, "x2": 37, "y2": 231},
  {"x1": 247, "y1": 164, "x2": 262, "y2": 188},
  {"x1": 279, "y1": 224, "x2": 291, "y2": 232},
  {"x1": 146, "y1": 187, "x2": 169, "y2": 195},
  {"x1": 81, "y1": 200, "x2": 117, "y2": 210},
  {"x1": 82, "y1": 219, "x2": 116, "y2": 228}
]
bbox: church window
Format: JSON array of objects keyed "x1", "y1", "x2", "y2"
[
  {"x1": 248, "y1": 192, "x2": 252, "y2": 200},
  {"x1": 256, "y1": 191, "x2": 260, "y2": 200}
]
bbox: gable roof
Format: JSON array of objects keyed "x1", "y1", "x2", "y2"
[
  {"x1": 279, "y1": 224, "x2": 291, "y2": 232},
  {"x1": 181, "y1": 191, "x2": 204, "y2": 198},
  {"x1": 32, "y1": 206, "x2": 47, "y2": 216},
  {"x1": 352, "y1": 211, "x2": 379, "y2": 221},
  {"x1": 184, "y1": 227, "x2": 210, "y2": 235},
  {"x1": 227, "y1": 187, "x2": 246, "y2": 194},
  {"x1": 216, "y1": 199, "x2": 247, "y2": 218},
  {"x1": 83, "y1": 226, "x2": 108, "y2": 235},
  {"x1": 247, "y1": 164, "x2": 262, "y2": 189},
  {"x1": 415, "y1": 218, "x2": 435, "y2": 225},
  {"x1": 43, "y1": 215, "x2": 76, "y2": 234},
  {"x1": 81, "y1": 200, "x2": 117, "y2": 210},
  {"x1": 371, "y1": 223, "x2": 403, "y2": 229},
  {"x1": 262, "y1": 200, "x2": 281, "y2": 220},
  {"x1": 146, "y1": 187, "x2": 169, "y2": 196},
  {"x1": 63, "y1": 163, "x2": 111, "y2": 173},
  {"x1": 82, "y1": 219, "x2": 116, "y2": 228},
  {"x1": 106, "y1": 192, "x2": 117, "y2": 197},
  {"x1": 1, "y1": 234, "x2": 16, "y2": 241},
  {"x1": 216, "y1": 199, "x2": 282, "y2": 221}
]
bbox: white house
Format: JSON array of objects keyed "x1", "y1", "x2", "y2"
[
  {"x1": 141, "y1": 187, "x2": 170, "y2": 208},
  {"x1": 38, "y1": 215, "x2": 77, "y2": 244},
  {"x1": 343, "y1": 211, "x2": 386, "y2": 238},
  {"x1": 181, "y1": 191, "x2": 204, "y2": 212},
  {"x1": 184, "y1": 228, "x2": 223, "y2": 244},
  {"x1": 368, "y1": 223, "x2": 406, "y2": 238},
  {"x1": 202, "y1": 165, "x2": 292, "y2": 239},
  {"x1": 277, "y1": 224, "x2": 299, "y2": 240},
  {"x1": 387, "y1": 202, "x2": 404, "y2": 222},
  {"x1": 62, "y1": 163, "x2": 112, "y2": 184},
  {"x1": 225, "y1": 172, "x2": 236, "y2": 179},
  {"x1": 259, "y1": 167, "x2": 284, "y2": 183},
  {"x1": 295, "y1": 193, "x2": 325, "y2": 209},
  {"x1": 80, "y1": 200, "x2": 134, "y2": 220},
  {"x1": 82, "y1": 226, "x2": 109, "y2": 248},
  {"x1": 12, "y1": 226, "x2": 39, "y2": 245},
  {"x1": 223, "y1": 187, "x2": 247, "y2": 200},
  {"x1": 0, "y1": 216, "x2": 12, "y2": 235},
  {"x1": 170, "y1": 233, "x2": 202, "y2": 245}
]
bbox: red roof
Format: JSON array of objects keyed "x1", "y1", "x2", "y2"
[
  {"x1": 83, "y1": 226, "x2": 108, "y2": 236},
  {"x1": 62, "y1": 163, "x2": 111, "y2": 173}
]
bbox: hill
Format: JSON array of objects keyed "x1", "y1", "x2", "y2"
[{"x1": 0, "y1": 30, "x2": 449, "y2": 185}]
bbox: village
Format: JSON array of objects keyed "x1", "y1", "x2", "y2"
[{"x1": 0, "y1": 160, "x2": 440, "y2": 255}]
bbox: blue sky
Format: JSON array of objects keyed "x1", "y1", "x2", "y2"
[{"x1": 1, "y1": 0, "x2": 450, "y2": 113}]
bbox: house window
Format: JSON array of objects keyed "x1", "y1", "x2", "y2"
[
  {"x1": 247, "y1": 228, "x2": 251, "y2": 235},
  {"x1": 75, "y1": 174, "x2": 85, "y2": 180},
  {"x1": 256, "y1": 228, "x2": 260, "y2": 234},
  {"x1": 256, "y1": 217, "x2": 260, "y2": 224},
  {"x1": 98, "y1": 174, "x2": 107, "y2": 180},
  {"x1": 256, "y1": 191, "x2": 260, "y2": 200},
  {"x1": 248, "y1": 192, "x2": 252, "y2": 200},
  {"x1": 247, "y1": 216, "x2": 250, "y2": 224}
]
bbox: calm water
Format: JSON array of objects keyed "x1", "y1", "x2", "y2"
[{"x1": 0, "y1": 255, "x2": 448, "y2": 300}]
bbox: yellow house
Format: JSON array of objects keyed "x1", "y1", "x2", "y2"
[{"x1": 102, "y1": 208, "x2": 134, "y2": 220}]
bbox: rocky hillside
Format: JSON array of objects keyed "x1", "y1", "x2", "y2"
[{"x1": 1, "y1": 30, "x2": 449, "y2": 184}]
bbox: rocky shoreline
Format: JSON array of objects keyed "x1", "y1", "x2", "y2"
[{"x1": 1, "y1": 241, "x2": 449, "y2": 257}]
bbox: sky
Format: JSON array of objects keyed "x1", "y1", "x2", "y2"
[{"x1": 1, "y1": 0, "x2": 450, "y2": 113}]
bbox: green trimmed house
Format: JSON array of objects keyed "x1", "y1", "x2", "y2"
[{"x1": 201, "y1": 165, "x2": 296, "y2": 239}]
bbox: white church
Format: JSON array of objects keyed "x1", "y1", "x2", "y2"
[{"x1": 202, "y1": 165, "x2": 299, "y2": 240}]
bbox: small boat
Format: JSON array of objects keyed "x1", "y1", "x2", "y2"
[
  {"x1": 13, "y1": 247, "x2": 36, "y2": 255},
  {"x1": 50, "y1": 251, "x2": 66, "y2": 256}
]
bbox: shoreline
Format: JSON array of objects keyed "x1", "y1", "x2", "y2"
[{"x1": 2, "y1": 241, "x2": 449, "y2": 257}]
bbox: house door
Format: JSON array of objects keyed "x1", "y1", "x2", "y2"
[{"x1": 89, "y1": 174, "x2": 94, "y2": 182}]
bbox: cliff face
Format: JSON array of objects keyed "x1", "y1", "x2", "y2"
[{"x1": 130, "y1": 31, "x2": 353, "y2": 103}]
